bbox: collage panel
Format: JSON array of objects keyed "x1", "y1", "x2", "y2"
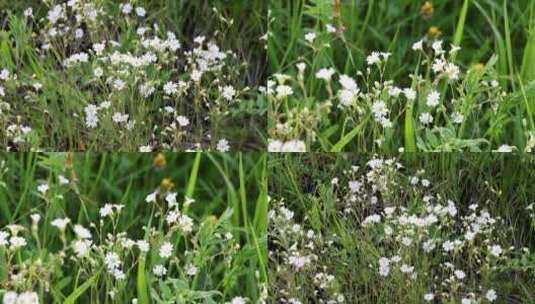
[
  {"x1": 268, "y1": 153, "x2": 535, "y2": 303},
  {"x1": 267, "y1": 0, "x2": 535, "y2": 152},
  {"x1": 0, "y1": 152, "x2": 268, "y2": 303},
  {"x1": 0, "y1": 1, "x2": 267, "y2": 151}
]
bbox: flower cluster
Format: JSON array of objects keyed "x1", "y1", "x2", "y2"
[
  {"x1": 0, "y1": 166, "x2": 256, "y2": 303},
  {"x1": 0, "y1": 1, "x2": 259, "y2": 151},
  {"x1": 267, "y1": 24, "x2": 532, "y2": 151},
  {"x1": 269, "y1": 156, "x2": 531, "y2": 303}
]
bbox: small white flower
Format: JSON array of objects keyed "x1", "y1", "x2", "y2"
[
  {"x1": 326, "y1": 24, "x2": 336, "y2": 33},
  {"x1": 426, "y1": 90, "x2": 440, "y2": 108},
  {"x1": 275, "y1": 85, "x2": 293, "y2": 99},
  {"x1": 51, "y1": 218, "x2": 70, "y2": 230},
  {"x1": 176, "y1": 115, "x2": 190, "y2": 127},
  {"x1": 216, "y1": 139, "x2": 230, "y2": 152},
  {"x1": 165, "y1": 192, "x2": 177, "y2": 207},
  {"x1": 58, "y1": 175, "x2": 69, "y2": 185},
  {"x1": 159, "y1": 242, "x2": 173, "y2": 258},
  {"x1": 14, "y1": 291, "x2": 39, "y2": 304},
  {"x1": 93, "y1": 43, "x2": 105, "y2": 54},
  {"x1": 112, "y1": 112, "x2": 129, "y2": 124},
  {"x1": 486, "y1": 289, "x2": 497, "y2": 302},
  {"x1": 30, "y1": 214, "x2": 41, "y2": 224},
  {"x1": 454, "y1": 269, "x2": 466, "y2": 280},
  {"x1": 24, "y1": 8, "x2": 33, "y2": 18},
  {"x1": 489, "y1": 245, "x2": 503, "y2": 257},
  {"x1": 145, "y1": 191, "x2": 157, "y2": 203},
  {"x1": 452, "y1": 112, "x2": 464, "y2": 124},
  {"x1": 135, "y1": 7, "x2": 146, "y2": 17},
  {"x1": 73, "y1": 239, "x2": 92, "y2": 257},
  {"x1": 316, "y1": 68, "x2": 336, "y2": 81},
  {"x1": 424, "y1": 293, "x2": 434, "y2": 301},
  {"x1": 153, "y1": 264, "x2": 167, "y2": 277},
  {"x1": 73, "y1": 224, "x2": 92, "y2": 239},
  {"x1": 403, "y1": 88, "x2": 416, "y2": 101},
  {"x1": 185, "y1": 263, "x2": 198, "y2": 276},
  {"x1": 9, "y1": 236, "x2": 27, "y2": 249},
  {"x1": 163, "y1": 81, "x2": 178, "y2": 95},
  {"x1": 121, "y1": 3, "x2": 133, "y2": 15},
  {"x1": 2, "y1": 291, "x2": 18, "y2": 304},
  {"x1": 230, "y1": 297, "x2": 248, "y2": 304},
  {"x1": 221, "y1": 86, "x2": 236, "y2": 101},
  {"x1": 412, "y1": 39, "x2": 424, "y2": 51},
  {"x1": 366, "y1": 52, "x2": 381, "y2": 65},
  {"x1": 496, "y1": 145, "x2": 514, "y2": 153},
  {"x1": 99, "y1": 204, "x2": 114, "y2": 217},
  {"x1": 37, "y1": 183, "x2": 49, "y2": 194},
  {"x1": 0, "y1": 231, "x2": 9, "y2": 246},
  {"x1": 139, "y1": 145, "x2": 152, "y2": 152},
  {"x1": 419, "y1": 112, "x2": 433, "y2": 125},
  {"x1": 104, "y1": 252, "x2": 121, "y2": 270},
  {"x1": 75, "y1": 28, "x2": 84, "y2": 39},
  {"x1": 304, "y1": 32, "x2": 316, "y2": 43}
]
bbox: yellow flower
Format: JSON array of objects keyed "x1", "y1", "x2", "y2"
[
  {"x1": 420, "y1": 1, "x2": 434, "y2": 19},
  {"x1": 428, "y1": 26, "x2": 442, "y2": 38},
  {"x1": 160, "y1": 178, "x2": 175, "y2": 189},
  {"x1": 153, "y1": 153, "x2": 166, "y2": 168}
]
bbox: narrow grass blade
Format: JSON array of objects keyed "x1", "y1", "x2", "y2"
[
  {"x1": 137, "y1": 257, "x2": 150, "y2": 304},
  {"x1": 330, "y1": 116, "x2": 370, "y2": 152},
  {"x1": 453, "y1": 0, "x2": 470, "y2": 48},
  {"x1": 186, "y1": 152, "x2": 202, "y2": 198},
  {"x1": 404, "y1": 101, "x2": 416, "y2": 152},
  {"x1": 64, "y1": 272, "x2": 99, "y2": 304}
]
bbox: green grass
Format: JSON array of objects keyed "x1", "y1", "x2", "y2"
[
  {"x1": 268, "y1": 153, "x2": 535, "y2": 303},
  {"x1": 0, "y1": 152, "x2": 267, "y2": 303}
]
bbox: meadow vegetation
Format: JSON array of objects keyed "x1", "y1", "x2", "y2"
[
  {"x1": 0, "y1": 0, "x2": 266, "y2": 151},
  {"x1": 268, "y1": 0, "x2": 535, "y2": 152},
  {"x1": 269, "y1": 153, "x2": 535, "y2": 303},
  {"x1": 0, "y1": 152, "x2": 268, "y2": 303}
]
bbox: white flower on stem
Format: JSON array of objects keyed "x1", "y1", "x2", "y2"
[
  {"x1": 489, "y1": 245, "x2": 503, "y2": 257},
  {"x1": 426, "y1": 90, "x2": 440, "y2": 108},
  {"x1": 165, "y1": 192, "x2": 177, "y2": 207},
  {"x1": 9, "y1": 236, "x2": 26, "y2": 249},
  {"x1": 159, "y1": 242, "x2": 173, "y2": 258},
  {"x1": 51, "y1": 218, "x2": 71, "y2": 230},
  {"x1": 176, "y1": 116, "x2": 190, "y2": 127},
  {"x1": 216, "y1": 139, "x2": 230, "y2": 152},
  {"x1": 37, "y1": 183, "x2": 49, "y2": 194},
  {"x1": 412, "y1": 39, "x2": 424, "y2": 51},
  {"x1": 486, "y1": 289, "x2": 497, "y2": 302},
  {"x1": 304, "y1": 32, "x2": 316, "y2": 43},
  {"x1": 2, "y1": 291, "x2": 18, "y2": 304},
  {"x1": 230, "y1": 297, "x2": 248, "y2": 304},
  {"x1": 221, "y1": 86, "x2": 236, "y2": 101},
  {"x1": 153, "y1": 264, "x2": 167, "y2": 277},
  {"x1": 135, "y1": 7, "x2": 146, "y2": 17},
  {"x1": 419, "y1": 112, "x2": 433, "y2": 125},
  {"x1": 73, "y1": 239, "x2": 92, "y2": 257},
  {"x1": 316, "y1": 68, "x2": 336, "y2": 81},
  {"x1": 73, "y1": 224, "x2": 92, "y2": 239},
  {"x1": 186, "y1": 263, "x2": 198, "y2": 276},
  {"x1": 145, "y1": 191, "x2": 157, "y2": 203}
]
